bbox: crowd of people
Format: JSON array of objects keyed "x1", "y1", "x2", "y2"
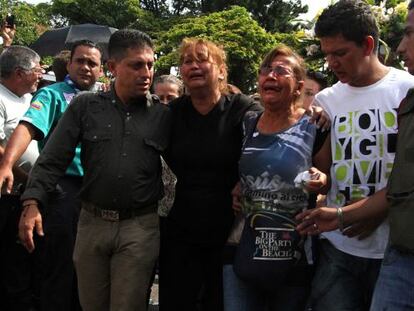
[{"x1": 1, "y1": 0, "x2": 414, "y2": 310}]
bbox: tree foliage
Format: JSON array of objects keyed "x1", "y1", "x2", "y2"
[
  {"x1": 156, "y1": 6, "x2": 276, "y2": 93},
  {"x1": 366, "y1": 0, "x2": 406, "y2": 10},
  {"x1": 246, "y1": 0, "x2": 308, "y2": 33},
  {"x1": 0, "y1": 0, "x2": 52, "y2": 46},
  {"x1": 167, "y1": 0, "x2": 308, "y2": 33},
  {"x1": 50, "y1": 0, "x2": 158, "y2": 31},
  {"x1": 2, "y1": 0, "x2": 411, "y2": 91},
  {"x1": 368, "y1": 1, "x2": 408, "y2": 67},
  {"x1": 139, "y1": 0, "x2": 169, "y2": 17}
]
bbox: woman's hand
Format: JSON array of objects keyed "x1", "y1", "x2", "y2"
[
  {"x1": 305, "y1": 167, "x2": 328, "y2": 194},
  {"x1": 310, "y1": 106, "x2": 330, "y2": 131}
]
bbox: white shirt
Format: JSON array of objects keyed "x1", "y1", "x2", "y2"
[
  {"x1": 0, "y1": 83, "x2": 39, "y2": 181},
  {"x1": 315, "y1": 67, "x2": 414, "y2": 259}
]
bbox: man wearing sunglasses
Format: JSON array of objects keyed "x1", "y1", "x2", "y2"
[
  {"x1": 0, "y1": 45, "x2": 43, "y2": 311},
  {"x1": 308, "y1": 1, "x2": 414, "y2": 310}
]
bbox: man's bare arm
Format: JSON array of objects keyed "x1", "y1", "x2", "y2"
[
  {"x1": 296, "y1": 188, "x2": 388, "y2": 235},
  {"x1": 0, "y1": 123, "x2": 36, "y2": 193}
]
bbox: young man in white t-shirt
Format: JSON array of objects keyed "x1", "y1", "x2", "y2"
[{"x1": 309, "y1": 1, "x2": 414, "y2": 310}]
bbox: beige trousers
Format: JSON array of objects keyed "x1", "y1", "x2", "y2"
[{"x1": 73, "y1": 208, "x2": 159, "y2": 311}]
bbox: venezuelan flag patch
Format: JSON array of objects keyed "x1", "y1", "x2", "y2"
[{"x1": 30, "y1": 101, "x2": 42, "y2": 110}]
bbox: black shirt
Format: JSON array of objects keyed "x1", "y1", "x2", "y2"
[
  {"x1": 165, "y1": 93, "x2": 262, "y2": 245},
  {"x1": 22, "y1": 89, "x2": 171, "y2": 212}
]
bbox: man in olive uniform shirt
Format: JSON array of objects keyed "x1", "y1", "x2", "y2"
[{"x1": 18, "y1": 29, "x2": 170, "y2": 311}]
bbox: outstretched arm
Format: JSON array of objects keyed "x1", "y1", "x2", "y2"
[
  {"x1": 296, "y1": 188, "x2": 388, "y2": 235},
  {"x1": 0, "y1": 123, "x2": 36, "y2": 193}
]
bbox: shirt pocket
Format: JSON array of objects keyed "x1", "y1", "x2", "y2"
[{"x1": 81, "y1": 130, "x2": 112, "y2": 169}]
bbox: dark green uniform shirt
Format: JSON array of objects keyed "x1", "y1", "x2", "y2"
[
  {"x1": 22, "y1": 89, "x2": 171, "y2": 212},
  {"x1": 387, "y1": 88, "x2": 414, "y2": 252}
]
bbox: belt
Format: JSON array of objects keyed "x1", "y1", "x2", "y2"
[{"x1": 82, "y1": 201, "x2": 157, "y2": 221}]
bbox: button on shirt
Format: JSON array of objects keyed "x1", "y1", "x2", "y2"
[{"x1": 22, "y1": 89, "x2": 171, "y2": 212}]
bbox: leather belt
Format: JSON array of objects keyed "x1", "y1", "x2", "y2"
[{"x1": 82, "y1": 201, "x2": 157, "y2": 221}]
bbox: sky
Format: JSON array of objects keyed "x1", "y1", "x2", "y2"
[
  {"x1": 300, "y1": 0, "x2": 332, "y2": 21},
  {"x1": 24, "y1": 0, "x2": 332, "y2": 22}
]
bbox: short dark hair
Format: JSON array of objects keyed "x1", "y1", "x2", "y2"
[
  {"x1": 70, "y1": 40, "x2": 103, "y2": 62},
  {"x1": 409, "y1": 0, "x2": 414, "y2": 10},
  {"x1": 108, "y1": 29, "x2": 153, "y2": 60},
  {"x1": 306, "y1": 70, "x2": 328, "y2": 91},
  {"x1": 315, "y1": 0, "x2": 379, "y2": 51}
]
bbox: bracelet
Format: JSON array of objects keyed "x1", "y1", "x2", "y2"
[{"x1": 337, "y1": 207, "x2": 344, "y2": 232}]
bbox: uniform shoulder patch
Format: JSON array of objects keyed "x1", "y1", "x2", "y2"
[{"x1": 30, "y1": 101, "x2": 43, "y2": 110}]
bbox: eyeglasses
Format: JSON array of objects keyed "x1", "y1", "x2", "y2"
[
  {"x1": 18, "y1": 66, "x2": 45, "y2": 75},
  {"x1": 259, "y1": 65, "x2": 293, "y2": 77}
]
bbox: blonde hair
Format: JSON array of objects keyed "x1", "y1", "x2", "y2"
[{"x1": 179, "y1": 38, "x2": 228, "y2": 94}]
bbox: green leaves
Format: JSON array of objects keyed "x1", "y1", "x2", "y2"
[
  {"x1": 0, "y1": 0, "x2": 52, "y2": 46},
  {"x1": 155, "y1": 6, "x2": 276, "y2": 92},
  {"x1": 3, "y1": 0, "x2": 409, "y2": 91}
]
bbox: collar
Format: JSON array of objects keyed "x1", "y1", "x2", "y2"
[
  {"x1": 100, "y1": 84, "x2": 154, "y2": 108},
  {"x1": 63, "y1": 75, "x2": 82, "y2": 93},
  {"x1": 185, "y1": 94, "x2": 228, "y2": 113},
  {"x1": 0, "y1": 82, "x2": 18, "y2": 98},
  {"x1": 0, "y1": 82, "x2": 30, "y2": 100}
]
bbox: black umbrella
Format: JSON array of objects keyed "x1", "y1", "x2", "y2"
[{"x1": 30, "y1": 23, "x2": 118, "y2": 60}]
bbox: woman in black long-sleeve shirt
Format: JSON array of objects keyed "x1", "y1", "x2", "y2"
[{"x1": 159, "y1": 38, "x2": 260, "y2": 311}]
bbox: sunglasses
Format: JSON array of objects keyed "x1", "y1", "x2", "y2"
[{"x1": 259, "y1": 65, "x2": 293, "y2": 77}]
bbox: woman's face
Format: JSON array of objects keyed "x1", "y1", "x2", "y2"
[
  {"x1": 258, "y1": 55, "x2": 303, "y2": 109},
  {"x1": 180, "y1": 44, "x2": 223, "y2": 93},
  {"x1": 303, "y1": 78, "x2": 321, "y2": 110}
]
